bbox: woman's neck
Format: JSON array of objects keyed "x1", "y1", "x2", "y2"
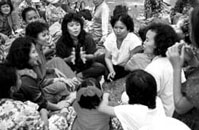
[
  {"x1": 71, "y1": 36, "x2": 78, "y2": 46},
  {"x1": 117, "y1": 33, "x2": 128, "y2": 43}
]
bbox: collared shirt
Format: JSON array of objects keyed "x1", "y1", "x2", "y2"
[{"x1": 104, "y1": 32, "x2": 142, "y2": 66}]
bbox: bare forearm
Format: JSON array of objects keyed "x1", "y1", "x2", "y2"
[
  {"x1": 173, "y1": 68, "x2": 193, "y2": 114},
  {"x1": 40, "y1": 108, "x2": 49, "y2": 126},
  {"x1": 85, "y1": 54, "x2": 95, "y2": 60},
  {"x1": 98, "y1": 99, "x2": 115, "y2": 116},
  {"x1": 47, "y1": 101, "x2": 61, "y2": 111},
  {"x1": 105, "y1": 58, "x2": 114, "y2": 72}
]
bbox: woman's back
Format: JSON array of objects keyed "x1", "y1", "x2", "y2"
[{"x1": 72, "y1": 101, "x2": 110, "y2": 130}]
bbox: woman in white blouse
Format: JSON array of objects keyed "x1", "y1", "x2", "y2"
[{"x1": 104, "y1": 13, "x2": 142, "y2": 81}]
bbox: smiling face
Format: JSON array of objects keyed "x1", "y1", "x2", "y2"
[
  {"x1": 28, "y1": 44, "x2": 39, "y2": 66},
  {"x1": 67, "y1": 21, "x2": 81, "y2": 38},
  {"x1": 0, "y1": 4, "x2": 11, "y2": 15},
  {"x1": 36, "y1": 29, "x2": 50, "y2": 46},
  {"x1": 143, "y1": 30, "x2": 156, "y2": 54},
  {"x1": 113, "y1": 20, "x2": 129, "y2": 40}
]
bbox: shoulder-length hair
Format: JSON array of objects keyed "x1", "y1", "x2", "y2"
[
  {"x1": 61, "y1": 13, "x2": 86, "y2": 47},
  {"x1": 0, "y1": 0, "x2": 14, "y2": 15},
  {"x1": 147, "y1": 22, "x2": 179, "y2": 57},
  {"x1": 126, "y1": 69, "x2": 157, "y2": 109},
  {"x1": 111, "y1": 13, "x2": 134, "y2": 32},
  {"x1": 6, "y1": 37, "x2": 35, "y2": 70}
]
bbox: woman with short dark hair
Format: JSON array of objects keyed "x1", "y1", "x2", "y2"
[{"x1": 104, "y1": 13, "x2": 142, "y2": 81}]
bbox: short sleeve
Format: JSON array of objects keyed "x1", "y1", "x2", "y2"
[
  {"x1": 104, "y1": 33, "x2": 115, "y2": 52},
  {"x1": 129, "y1": 34, "x2": 142, "y2": 51},
  {"x1": 114, "y1": 105, "x2": 148, "y2": 130}
]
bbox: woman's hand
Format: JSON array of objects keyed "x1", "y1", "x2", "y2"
[
  {"x1": 80, "y1": 47, "x2": 87, "y2": 64},
  {"x1": 98, "y1": 35, "x2": 106, "y2": 45},
  {"x1": 167, "y1": 41, "x2": 185, "y2": 69},
  {"x1": 54, "y1": 68, "x2": 66, "y2": 78},
  {"x1": 64, "y1": 47, "x2": 75, "y2": 64},
  {"x1": 59, "y1": 78, "x2": 76, "y2": 88},
  {"x1": 57, "y1": 100, "x2": 70, "y2": 109},
  {"x1": 102, "y1": 92, "x2": 110, "y2": 103},
  {"x1": 107, "y1": 70, "x2": 116, "y2": 81}
]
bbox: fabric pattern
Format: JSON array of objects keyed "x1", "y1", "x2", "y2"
[{"x1": 0, "y1": 99, "x2": 44, "y2": 130}]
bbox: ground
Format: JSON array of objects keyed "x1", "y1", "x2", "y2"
[{"x1": 101, "y1": 0, "x2": 145, "y2": 106}]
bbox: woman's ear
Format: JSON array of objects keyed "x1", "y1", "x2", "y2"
[{"x1": 10, "y1": 86, "x2": 18, "y2": 94}]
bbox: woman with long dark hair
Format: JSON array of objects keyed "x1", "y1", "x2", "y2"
[{"x1": 56, "y1": 13, "x2": 105, "y2": 79}]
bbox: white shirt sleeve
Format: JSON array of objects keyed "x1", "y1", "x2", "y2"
[{"x1": 129, "y1": 33, "x2": 142, "y2": 51}]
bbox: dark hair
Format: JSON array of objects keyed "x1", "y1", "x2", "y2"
[
  {"x1": 77, "y1": 78, "x2": 102, "y2": 109},
  {"x1": 0, "y1": 0, "x2": 13, "y2": 15},
  {"x1": 25, "y1": 21, "x2": 49, "y2": 39},
  {"x1": 147, "y1": 22, "x2": 179, "y2": 57},
  {"x1": 113, "y1": 4, "x2": 128, "y2": 16},
  {"x1": 0, "y1": 63, "x2": 17, "y2": 98},
  {"x1": 190, "y1": 7, "x2": 199, "y2": 48},
  {"x1": 21, "y1": 7, "x2": 37, "y2": 21},
  {"x1": 111, "y1": 13, "x2": 134, "y2": 32},
  {"x1": 78, "y1": 9, "x2": 92, "y2": 21},
  {"x1": 138, "y1": 25, "x2": 149, "y2": 42},
  {"x1": 6, "y1": 37, "x2": 35, "y2": 70},
  {"x1": 61, "y1": 13, "x2": 86, "y2": 46},
  {"x1": 126, "y1": 70, "x2": 157, "y2": 109}
]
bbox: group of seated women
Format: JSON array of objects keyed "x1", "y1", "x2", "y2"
[{"x1": 1, "y1": 0, "x2": 199, "y2": 129}]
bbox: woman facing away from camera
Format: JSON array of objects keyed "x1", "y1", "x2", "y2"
[
  {"x1": 98, "y1": 69, "x2": 165, "y2": 130},
  {"x1": 98, "y1": 69, "x2": 190, "y2": 130},
  {"x1": 56, "y1": 13, "x2": 106, "y2": 80},
  {"x1": 167, "y1": 6, "x2": 199, "y2": 130},
  {"x1": 71, "y1": 78, "x2": 111, "y2": 130}
]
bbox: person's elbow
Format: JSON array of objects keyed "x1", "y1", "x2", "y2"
[{"x1": 174, "y1": 100, "x2": 193, "y2": 114}]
